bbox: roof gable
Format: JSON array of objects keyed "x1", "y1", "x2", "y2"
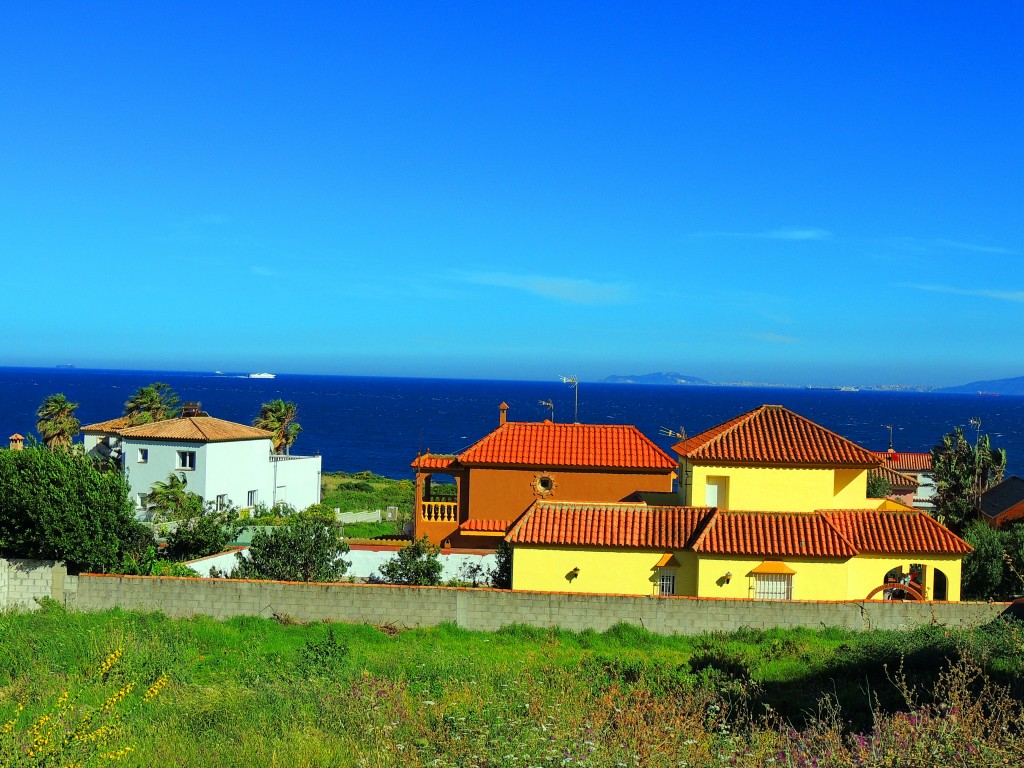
[
  {"x1": 820, "y1": 509, "x2": 971, "y2": 555},
  {"x1": 875, "y1": 451, "x2": 934, "y2": 472},
  {"x1": 869, "y1": 464, "x2": 920, "y2": 491},
  {"x1": 981, "y1": 476, "x2": 1024, "y2": 519},
  {"x1": 458, "y1": 421, "x2": 677, "y2": 470},
  {"x1": 673, "y1": 405, "x2": 881, "y2": 467},
  {"x1": 117, "y1": 416, "x2": 274, "y2": 443}
]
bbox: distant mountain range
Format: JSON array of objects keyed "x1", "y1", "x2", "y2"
[
  {"x1": 937, "y1": 375, "x2": 1024, "y2": 396},
  {"x1": 604, "y1": 372, "x2": 709, "y2": 386}
]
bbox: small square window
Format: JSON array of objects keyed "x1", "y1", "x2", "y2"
[
  {"x1": 136, "y1": 493, "x2": 148, "y2": 509},
  {"x1": 137, "y1": 448, "x2": 148, "y2": 463},
  {"x1": 754, "y1": 573, "x2": 793, "y2": 600},
  {"x1": 658, "y1": 570, "x2": 676, "y2": 596},
  {"x1": 177, "y1": 450, "x2": 196, "y2": 470}
]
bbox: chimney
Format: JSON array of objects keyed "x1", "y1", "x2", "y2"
[
  {"x1": 181, "y1": 402, "x2": 206, "y2": 418},
  {"x1": 9, "y1": 433, "x2": 24, "y2": 451},
  {"x1": 498, "y1": 402, "x2": 509, "y2": 426}
]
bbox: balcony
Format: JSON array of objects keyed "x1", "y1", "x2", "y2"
[{"x1": 420, "y1": 501, "x2": 459, "y2": 523}]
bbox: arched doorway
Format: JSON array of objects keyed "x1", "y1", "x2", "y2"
[{"x1": 933, "y1": 568, "x2": 948, "y2": 601}]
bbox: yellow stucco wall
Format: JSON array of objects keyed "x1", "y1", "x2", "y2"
[
  {"x1": 512, "y1": 546, "x2": 964, "y2": 601},
  {"x1": 683, "y1": 462, "x2": 870, "y2": 511},
  {"x1": 512, "y1": 546, "x2": 679, "y2": 596}
]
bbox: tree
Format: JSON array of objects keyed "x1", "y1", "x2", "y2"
[
  {"x1": 123, "y1": 382, "x2": 180, "y2": 425},
  {"x1": 146, "y1": 472, "x2": 191, "y2": 521},
  {"x1": 35, "y1": 393, "x2": 81, "y2": 450},
  {"x1": 230, "y1": 517, "x2": 350, "y2": 582},
  {"x1": 488, "y1": 541, "x2": 513, "y2": 589},
  {"x1": 164, "y1": 498, "x2": 244, "y2": 561},
  {"x1": 377, "y1": 536, "x2": 443, "y2": 586},
  {"x1": 866, "y1": 473, "x2": 892, "y2": 499},
  {"x1": 931, "y1": 426, "x2": 1007, "y2": 534},
  {"x1": 253, "y1": 399, "x2": 302, "y2": 455},
  {"x1": 0, "y1": 445, "x2": 149, "y2": 573}
]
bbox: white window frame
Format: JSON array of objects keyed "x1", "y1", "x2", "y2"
[
  {"x1": 216, "y1": 494, "x2": 228, "y2": 511},
  {"x1": 658, "y1": 569, "x2": 676, "y2": 596},
  {"x1": 177, "y1": 450, "x2": 196, "y2": 471},
  {"x1": 754, "y1": 573, "x2": 793, "y2": 600},
  {"x1": 137, "y1": 448, "x2": 148, "y2": 464},
  {"x1": 247, "y1": 490, "x2": 258, "y2": 507}
]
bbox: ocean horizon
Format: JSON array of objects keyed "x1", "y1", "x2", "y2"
[{"x1": 3, "y1": 365, "x2": 1023, "y2": 480}]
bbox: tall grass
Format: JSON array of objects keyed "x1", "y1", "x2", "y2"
[{"x1": 1, "y1": 602, "x2": 1022, "y2": 766}]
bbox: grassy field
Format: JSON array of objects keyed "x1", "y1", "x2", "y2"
[
  {"x1": 1, "y1": 603, "x2": 1023, "y2": 766},
  {"x1": 319, "y1": 471, "x2": 412, "y2": 539}
]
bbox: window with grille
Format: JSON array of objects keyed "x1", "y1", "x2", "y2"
[
  {"x1": 658, "y1": 570, "x2": 676, "y2": 596},
  {"x1": 754, "y1": 573, "x2": 792, "y2": 600}
]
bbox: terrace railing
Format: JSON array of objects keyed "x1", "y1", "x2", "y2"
[{"x1": 420, "y1": 501, "x2": 459, "y2": 523}]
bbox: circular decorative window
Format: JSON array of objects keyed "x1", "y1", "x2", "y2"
[{"x1": 532, "y1": 472, "x2": 557, "y2": 497}]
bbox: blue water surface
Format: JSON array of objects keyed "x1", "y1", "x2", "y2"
[{"x1": 1, "y1": 367, "x2": 1022, "y2": 479}]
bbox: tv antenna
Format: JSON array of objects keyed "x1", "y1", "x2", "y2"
[
  {"x1": 560, "y1": 374, "x2": 579, "y2": 423},
  {"x1": 659, "y1": 426, "x2": 687, "y2": 441},
  {"x1": 883, "y1": 424, "x2": 894, "y2": 451},
  {"x1": 538, "y1": 399, "x2": 555, "y2": 421}
]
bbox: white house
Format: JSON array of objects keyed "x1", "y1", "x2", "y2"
[{"x1": 82, "y1": 411, "x2": 322, "y2": 514}]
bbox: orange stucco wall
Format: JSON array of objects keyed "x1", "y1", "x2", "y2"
[
  {"x1": 414, "y1": 464, "x2": 675, "y2": 548},
  {"x1": 466, "y1": 465, "x2": 674, "y2": 522}
]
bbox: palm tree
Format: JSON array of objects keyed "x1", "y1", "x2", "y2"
[
  {"x1": 124, "y1": 383, "x2": 181, "y2": 425},
  {"x1": 146, "y1": 472, "x2": 192, "y2": 521},
  {"x1": 253, "y1": 399, "x2": 302, "y2": 455},
  {"x1": 35, "y1": 393, "x2": 80, "y2": 449}
]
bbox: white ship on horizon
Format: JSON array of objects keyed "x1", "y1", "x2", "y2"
[{"x1": 248, "y1": 372, "x2": 276, "y2": 379}]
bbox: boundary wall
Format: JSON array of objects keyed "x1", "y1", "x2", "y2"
[{"x1": 0, "y1": 559, "x2": 1008, "y2": 635}]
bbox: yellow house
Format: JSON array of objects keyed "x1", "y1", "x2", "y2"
[
  {"x1": 673, "y1": 404, "x2": 883, "y2": 511},
  {"x1": 506, "y1": 501, "x2": 970, "y2": 601}
]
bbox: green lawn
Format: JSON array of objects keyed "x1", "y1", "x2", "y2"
[{"x1": 2, "y1": 603, "x2": 1023, "y2": 766}]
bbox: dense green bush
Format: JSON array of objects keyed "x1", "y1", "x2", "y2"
[
  {"x1": 376, "y1": 536, "x2": 443, "y2": 586},
  {"x1": 163, "y1": 499, "x2": 245, "y2": 561},
  {"x1": 0, "y1": 445, "x2": 149, "y2": 572},
  {"x1": 962, "y1": 520, "x2": 1024, "y2": 600},
  {"x1": 229, "y1": 517, "x2": 350, "y2": 582}
]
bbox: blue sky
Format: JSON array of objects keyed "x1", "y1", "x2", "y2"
[{"x1": 2, "y1": 2, "x2": 1022, "y2": 387}]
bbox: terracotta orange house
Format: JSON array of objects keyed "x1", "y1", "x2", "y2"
[{"x1": 411, "y1": 403, "x2": 677, "y2": 548}]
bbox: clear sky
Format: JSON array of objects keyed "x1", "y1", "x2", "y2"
[{"x1": 2, "y1": 3, "x2": 1022, "y2": 387}]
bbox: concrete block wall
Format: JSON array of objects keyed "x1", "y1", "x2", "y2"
[
  {"x1": 0, "y1": 558, "x2": 1008, "y2": 634},
  {"x1": 0, "y1": 558, "x2": 78, "y2": 610},
  {"x1": 73, "y1": 574, "x2": 1009, "y2": 634}
]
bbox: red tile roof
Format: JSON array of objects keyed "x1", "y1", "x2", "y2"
[
  {"x1": 691, "y1": 510, "x2": 857, "y2": 557},
  {"x1": 673, "y1": 405, "x2": 881, "y2": 467},
  {"x1": 506, "y1": 501, "x2": 710, "y2": 547},
  {"x1": 117, "y1": 417, "x2": 273, "y2": 443},
  {"x1": 874, "y1": 451, "x2": 933, "y2": 472},
  {"x1": 504, "y1": 503, "x2": 970, "y2": 557},
  {"x1": 821, "y1": 510, "x2": 971, "y2": 555},
  {"x1": 80, "y1": 416, "x2": 133, "y2": 433},
  {"x1": 869, "y1": 465, "x2": 920, "y2": 491},
  {"x1": 458, "y1": 422, "x2": 677, "y2": 470},
  {"x1": 411, "y1": 453, "x2": 458, "y2": 470},
  {"x1": 460, "y1": 519, "x2": 512, "y2": 533}
]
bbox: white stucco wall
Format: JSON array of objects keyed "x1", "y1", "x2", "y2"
[
  {"x1": 270, "y1": 455, "x2": 323, "y2": 510},
  {"x1": 203, "y1": 439, "x2": 276, "y2": 509}
]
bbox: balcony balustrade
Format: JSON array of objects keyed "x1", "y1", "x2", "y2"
[{"x1": 420, "y1": 501, "x2": 459, "y2": 523}]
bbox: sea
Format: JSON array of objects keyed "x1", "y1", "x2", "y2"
[{"x1": 2, "y1": 367, "x2": 1024, "y2": 479}]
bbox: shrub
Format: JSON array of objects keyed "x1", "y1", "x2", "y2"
[
  {"x1": 163, "y1": 499, "x2": 244, "y2": 561},
  {"x1": 230, "y1": 517, "x2": 350, "y2": 582},
  {"x1": 489, "y1": 541, "x2": 513, "y2": 589},
  {"x1": 377, "y1": 536, "x2": 443, "y2": 586},
  {"x1": 0, "y1": 445, "x2": 146, "y2": 573}
]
